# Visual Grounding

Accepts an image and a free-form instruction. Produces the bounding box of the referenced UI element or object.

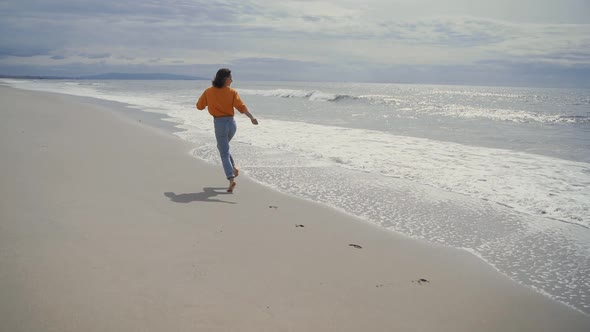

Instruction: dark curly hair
[212,68,232,88]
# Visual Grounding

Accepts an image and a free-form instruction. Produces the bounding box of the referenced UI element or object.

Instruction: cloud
[229,57,330,80]
[375,18,511,47]
[78,52,111,59]
[117,56,136,61]
[0,47,51,58]
[0,0,261,23]
[0,0,589,86]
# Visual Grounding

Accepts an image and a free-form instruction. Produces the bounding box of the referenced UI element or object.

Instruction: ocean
[3,78,589,314]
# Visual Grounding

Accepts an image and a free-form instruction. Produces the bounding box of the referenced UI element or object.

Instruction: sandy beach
[1,85,588,331]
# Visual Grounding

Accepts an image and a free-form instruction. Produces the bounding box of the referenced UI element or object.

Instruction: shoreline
[1,85,589,331]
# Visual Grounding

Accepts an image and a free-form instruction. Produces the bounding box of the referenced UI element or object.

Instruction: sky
[1,0,589,87]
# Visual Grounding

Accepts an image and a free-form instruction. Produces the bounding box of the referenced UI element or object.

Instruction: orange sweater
[196,86,247,117]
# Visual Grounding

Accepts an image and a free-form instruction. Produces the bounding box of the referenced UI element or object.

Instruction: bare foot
[233,167,239,178]
[227,181,237,193]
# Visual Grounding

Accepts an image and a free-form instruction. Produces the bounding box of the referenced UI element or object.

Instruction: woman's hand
[243,109,258,125]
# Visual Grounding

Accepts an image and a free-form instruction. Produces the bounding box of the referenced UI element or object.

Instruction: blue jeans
[214,117,237,179]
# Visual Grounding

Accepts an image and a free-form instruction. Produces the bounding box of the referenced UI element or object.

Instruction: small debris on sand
[412,278,430,285]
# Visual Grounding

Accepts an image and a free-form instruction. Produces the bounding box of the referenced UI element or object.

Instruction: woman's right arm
[243,107,258,125]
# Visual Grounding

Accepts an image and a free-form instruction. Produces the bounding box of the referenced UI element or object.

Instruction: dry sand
[1,85,588,331]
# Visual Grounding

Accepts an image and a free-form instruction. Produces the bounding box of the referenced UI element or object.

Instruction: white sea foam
[240,120,590,228]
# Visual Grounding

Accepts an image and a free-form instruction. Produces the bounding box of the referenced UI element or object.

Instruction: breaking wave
[238,88,358,102]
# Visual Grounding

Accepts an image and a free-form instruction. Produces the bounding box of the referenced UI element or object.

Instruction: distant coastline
[0,73,208,80]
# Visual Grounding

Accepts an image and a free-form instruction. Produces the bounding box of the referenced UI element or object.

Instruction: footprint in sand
[412,278,430,285]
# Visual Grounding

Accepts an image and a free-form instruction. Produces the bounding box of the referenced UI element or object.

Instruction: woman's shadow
[164,187,236,204]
